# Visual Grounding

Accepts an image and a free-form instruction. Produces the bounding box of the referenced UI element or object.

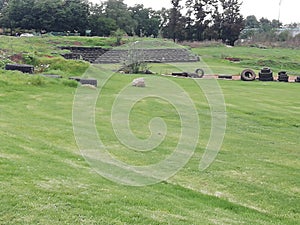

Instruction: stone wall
[94,48,200,64]
[61,46,109,63]
[61,47,200,64]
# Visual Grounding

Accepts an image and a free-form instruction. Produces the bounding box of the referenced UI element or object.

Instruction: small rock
[132,78,146,87]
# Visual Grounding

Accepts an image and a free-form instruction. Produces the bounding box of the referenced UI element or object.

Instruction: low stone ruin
[5,64,34,74]
[61,47,200,64]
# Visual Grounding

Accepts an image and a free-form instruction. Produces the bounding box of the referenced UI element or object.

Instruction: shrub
[28,75,45,86]
[23,53,40,66]
[62,79,78,88]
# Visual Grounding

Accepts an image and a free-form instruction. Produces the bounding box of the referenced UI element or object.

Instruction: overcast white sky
[92,0,300,24]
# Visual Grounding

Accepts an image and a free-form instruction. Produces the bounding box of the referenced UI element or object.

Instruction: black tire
[277,74,289,82]
[241,69,256,81]
[278,77,289,82]
[259,72,273,79]
[195,68,205,78]
[261,67,271,73]
[259,77,274,81]
[188,73,200,78]
[218,75,232,79]
[172,72,188,77]
[278,71,287,76]
[259,71,273,75]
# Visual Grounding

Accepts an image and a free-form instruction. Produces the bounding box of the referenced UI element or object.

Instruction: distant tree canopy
[0,0,246,45]
[244,15,282,31]
[0,0,90,34]
[240,15,286,42]
[161,0,244,45]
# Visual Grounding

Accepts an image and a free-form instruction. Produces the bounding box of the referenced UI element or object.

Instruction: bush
[28,75,46,86]
[23,53,40,66]
[62,79,78,88]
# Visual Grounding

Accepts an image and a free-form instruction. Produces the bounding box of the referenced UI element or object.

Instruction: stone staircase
[94,48,200,64]
[61,47,200,64]
[61,46,109,63]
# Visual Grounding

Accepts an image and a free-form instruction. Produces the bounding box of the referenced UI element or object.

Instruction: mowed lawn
[0,66,299,224]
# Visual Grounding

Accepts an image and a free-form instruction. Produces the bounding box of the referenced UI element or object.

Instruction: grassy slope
[1,70,299,224]
[193,46,300,75]
[0,38,299,224]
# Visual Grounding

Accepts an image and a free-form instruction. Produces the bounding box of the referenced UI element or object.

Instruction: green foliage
[103,0,137,35]
[112,28,125,46]
[242,15,285,42]
[120,41,151,74]
[129,4,161,37]
[163,0,244,45]
[23,53,40,66]
[166,0,184,42]
[0,0,245,43]
[62,79,78,88]
[28,75,46,86]
[0,58,12,69]
[219,0,244,46]
[245,15,260,28]
[88,15,118,36]
[0,0,89,34]
[39,57,89,78]
[277,30,292,42]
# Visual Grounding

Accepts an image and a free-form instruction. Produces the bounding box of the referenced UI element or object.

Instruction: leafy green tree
[1,0,89,34]
[129,4,160,37]
[32,0,64,32]
[191,0,211,41]
[88,15,118,36]
[165,0,185,42]
[0,0,8,10]
[0,0,11,33]
[61,0,89,33]
[88,3,111,36]
[208,0,222,40]
[1,0,35,30]
[271,19,282,29]
[156,7,169,38]
[112,28,125,46]
[146,12,161,37]
[184,0,219,41]
[259,17,272,32]
[104,0,136,35]
[219,0,244,46]
[245,15,259,28]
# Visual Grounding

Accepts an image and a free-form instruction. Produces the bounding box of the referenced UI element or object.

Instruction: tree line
[241,15,300,46]
[0,0,244,45]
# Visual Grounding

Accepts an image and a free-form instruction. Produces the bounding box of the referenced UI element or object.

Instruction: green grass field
[0,37,299,224]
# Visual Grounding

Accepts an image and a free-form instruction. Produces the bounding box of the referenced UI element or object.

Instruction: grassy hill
[0,37,299,224]
[192,45,300,76]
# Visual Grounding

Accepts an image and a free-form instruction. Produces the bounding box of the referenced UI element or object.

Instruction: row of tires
[241,68,300,83]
